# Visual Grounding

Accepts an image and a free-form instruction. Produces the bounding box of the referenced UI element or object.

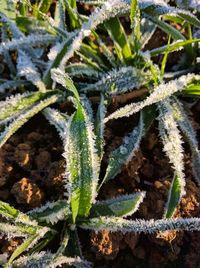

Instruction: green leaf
[0,221,37,237]
[66,104,99,222]
[0,91,57,122]
[0,91,61,148]
[100,111,144,187]
[100,106,155,189]
[0,201,37,227]
[90,192,146,217]
[170,97,200,185]
[177,12,200,27]
[39,0,51,14]
[43,37,74,87]
[0,200,18,219]
[94,94,107,160]
[0,0,16,20]
[142,105,157,131]
[80,43,108,70]
[65,0,80,30]
[65,230,83,258]
[7,234,39,266]
[164,175,182,218]
[28,200,70,224]
[130,0,141,51]
[150,38,200,56]
[51,69,99,223]
[143,5,200,27]
[183,83,200,97]
[80,216,200,233]
[149,16,185,41]
[51,68,80,101]
[105,17,132,62]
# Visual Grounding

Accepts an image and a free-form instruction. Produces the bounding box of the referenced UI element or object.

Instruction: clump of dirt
[11,177,44,208]
[0,115,65,208]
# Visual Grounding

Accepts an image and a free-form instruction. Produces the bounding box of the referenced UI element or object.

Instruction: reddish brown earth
[0,100,199,267]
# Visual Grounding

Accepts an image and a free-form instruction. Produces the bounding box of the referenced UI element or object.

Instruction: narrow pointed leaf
[105,17,131,61]
[94,94,107,160]
[0,200,37,226]
[0,221,37,237]
[170,97,200,184]
[149,16,185,41]
[28,200,70,224]
[43,108,68,139]
[0,200,19,219]
[90,192,146,217]
[0,91,61,148]
[51,69,99,222]
[81,66,151,95]
[13,252,91,268]
[164,175,182,218]
[104,74,200,122]
[102,111,144,186]
[65,105,99,222]
[7,234,39,265]
[158,100,186,217]
[80,217,200,233]
[0,91,57,123]
[150,38,200,57]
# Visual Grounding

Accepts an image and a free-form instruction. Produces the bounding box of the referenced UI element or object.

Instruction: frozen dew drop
[120,146,128,155]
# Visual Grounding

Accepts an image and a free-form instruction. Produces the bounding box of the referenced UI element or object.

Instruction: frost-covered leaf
[80,216,200,233]
[158,100,185,217]
[94,94,107,161]
[7,234,40,266]
[170,97,200,185]
[43,108,68,139]
[58,0,130,69]
[76,0,200,26]
[102,111,144,185]
[105,16,131,62]
[149,16,185,40]
[0,221,37,238]
[28,200,70,224]
[17,50,46,92]
[0,80,29,94]
[0,12,23,39]
[0,91,56,123]
[81,66,151,95]
[51,68,80,101]
[64,105,99,223]
[13,252,91,268]
[104,74,200,122]
[140,18,156,48]
[51,69,99,223]
[164,175,183,218]
[0,34,55,55]
[0,200,37,226]
[150,38,200,56]
[65,63,102,79]
[90,192,146,217]
[101,106,155,188]
[0,91,61,148]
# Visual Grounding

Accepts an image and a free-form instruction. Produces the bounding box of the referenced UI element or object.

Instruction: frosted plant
[1,68,200,267]
[17,50,46,92]
[104,73,200,122]
[0,1,200,267]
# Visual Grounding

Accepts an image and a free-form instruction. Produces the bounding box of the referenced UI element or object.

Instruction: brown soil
[0,100,199,267]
